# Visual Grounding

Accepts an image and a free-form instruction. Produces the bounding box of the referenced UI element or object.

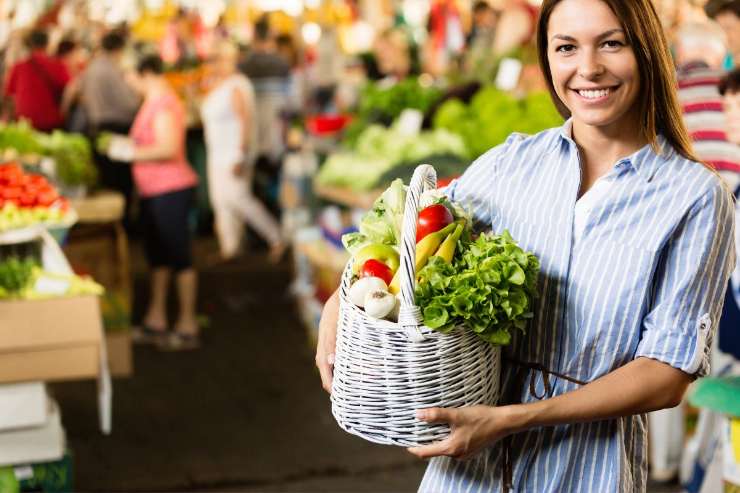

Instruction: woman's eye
[602,40,624,49]
[555,44,576,53]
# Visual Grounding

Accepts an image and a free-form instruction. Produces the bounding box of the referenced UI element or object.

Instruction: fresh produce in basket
[341,175,539,344]
[332,165,506,448]
[0,163,72,232]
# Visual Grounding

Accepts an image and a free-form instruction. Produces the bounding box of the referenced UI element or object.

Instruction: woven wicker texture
[331,165,501,447]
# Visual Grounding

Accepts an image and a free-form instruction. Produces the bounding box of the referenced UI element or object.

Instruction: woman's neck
[571,112,648,198]
[571,115,647,172]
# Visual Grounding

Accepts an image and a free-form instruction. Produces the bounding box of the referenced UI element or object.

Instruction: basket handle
[397,164,437,342]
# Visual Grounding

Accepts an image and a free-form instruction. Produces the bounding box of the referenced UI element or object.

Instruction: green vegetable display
[38,130,97,187]
[434,87,563,159]
[342,77,443,146]
[415,230,540,344]
[316,124,467,191]
[0,256,38,296]
[0,122,97,187]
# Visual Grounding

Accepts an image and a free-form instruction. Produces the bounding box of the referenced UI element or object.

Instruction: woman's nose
[577,51,605,80]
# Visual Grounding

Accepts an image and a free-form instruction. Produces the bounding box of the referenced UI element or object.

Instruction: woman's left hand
[407,405,516,460]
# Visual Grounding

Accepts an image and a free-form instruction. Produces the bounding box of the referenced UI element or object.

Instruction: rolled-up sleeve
[636,182,736,377]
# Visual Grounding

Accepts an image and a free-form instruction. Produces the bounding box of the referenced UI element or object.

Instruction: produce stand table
[65,191,132,378]
[0,229,112,435]
[312,183,382,210]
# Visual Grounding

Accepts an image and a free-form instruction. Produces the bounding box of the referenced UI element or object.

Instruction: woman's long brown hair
[536,0,706,166]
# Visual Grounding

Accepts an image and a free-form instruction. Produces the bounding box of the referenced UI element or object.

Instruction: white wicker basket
[331,164,501,447]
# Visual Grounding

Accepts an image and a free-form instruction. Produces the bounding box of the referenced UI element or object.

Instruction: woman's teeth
[577,88,611,99]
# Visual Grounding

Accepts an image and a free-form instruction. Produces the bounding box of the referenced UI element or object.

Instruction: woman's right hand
[315,289,340,393]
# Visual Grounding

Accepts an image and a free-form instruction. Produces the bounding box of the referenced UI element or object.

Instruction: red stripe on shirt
[678,77,722,89]
[683,102,724,113]
[691,130,728,141]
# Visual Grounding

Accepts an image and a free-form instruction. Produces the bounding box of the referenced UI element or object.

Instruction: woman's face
[723,90,740,145]
[547,0,640,132]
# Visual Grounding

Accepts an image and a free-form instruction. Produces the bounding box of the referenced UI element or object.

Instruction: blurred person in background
[649,19,740,485]
[373,28,412,81]
[55,38,86,79]
[275,33,306,113]
[4,28,69,132]
[675,21,740,173]
[467,1,497,47]
[201,41,286,264]
[56,38,89,134]
[239,17,289,216]
[464,1,499,80]
[101,54,199,351]
[705,0,740,68]
[680,67,740,493]
[491,0,539,56]
[78,30,141,227]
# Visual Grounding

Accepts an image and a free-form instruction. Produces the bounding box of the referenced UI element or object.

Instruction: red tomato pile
[0,162,69,211]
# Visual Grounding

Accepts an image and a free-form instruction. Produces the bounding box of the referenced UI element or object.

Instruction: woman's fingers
[417,407,456,424]
[316,351,334,393]
[407,437,455,459]
[315,290,340,394]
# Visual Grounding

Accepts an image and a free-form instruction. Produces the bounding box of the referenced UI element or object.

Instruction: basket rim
[339,261,465,338]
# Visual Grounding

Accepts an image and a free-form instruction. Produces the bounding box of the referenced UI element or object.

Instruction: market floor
[50,236,681,493]
[50,237,428,492]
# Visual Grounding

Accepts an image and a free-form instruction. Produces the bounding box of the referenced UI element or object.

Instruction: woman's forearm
[506,357,692,434]
[133,143,176,162]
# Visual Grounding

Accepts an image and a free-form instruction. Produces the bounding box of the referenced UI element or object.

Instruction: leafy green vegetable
[341,232,372,256]
[415,230,540,344]
[0,256,38,296]
[355,178,406,246]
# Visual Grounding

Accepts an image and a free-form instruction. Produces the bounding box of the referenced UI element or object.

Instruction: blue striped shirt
[420,120,736,493]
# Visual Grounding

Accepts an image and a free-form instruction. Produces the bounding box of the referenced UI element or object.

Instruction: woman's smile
[570,84,620,103]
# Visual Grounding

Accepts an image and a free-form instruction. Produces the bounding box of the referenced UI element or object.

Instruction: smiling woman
[313,0,737,492]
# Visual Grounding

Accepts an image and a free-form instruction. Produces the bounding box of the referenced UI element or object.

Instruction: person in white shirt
[200,41,286,263]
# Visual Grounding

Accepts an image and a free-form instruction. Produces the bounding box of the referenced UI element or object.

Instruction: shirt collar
[557,118,672,182]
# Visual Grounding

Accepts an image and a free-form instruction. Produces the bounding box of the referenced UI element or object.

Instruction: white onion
[364,289,396,319]
[348,277,388,307]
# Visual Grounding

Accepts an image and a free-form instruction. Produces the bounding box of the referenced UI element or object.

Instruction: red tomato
[360,259,394,285]
[28,175,48,187]
[416,204,454,243]
[2,172,21,188]
[1,187,22,200]
[36,188,58,207]
[18,194,35,207]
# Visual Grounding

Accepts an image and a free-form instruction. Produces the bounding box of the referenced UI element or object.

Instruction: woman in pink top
[104,54,199,351]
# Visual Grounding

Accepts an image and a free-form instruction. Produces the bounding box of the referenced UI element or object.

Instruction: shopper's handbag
[331,164,501,447]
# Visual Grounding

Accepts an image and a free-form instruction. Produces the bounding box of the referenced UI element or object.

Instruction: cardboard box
[0,382,47,432]
[105,331,133,378]
[0,296,102,384]
[63,222,131,332]
[0,399,65,467]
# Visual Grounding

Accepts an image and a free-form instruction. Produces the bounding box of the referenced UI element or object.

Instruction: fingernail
[327,353,335,365]
[416,410,426,420]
